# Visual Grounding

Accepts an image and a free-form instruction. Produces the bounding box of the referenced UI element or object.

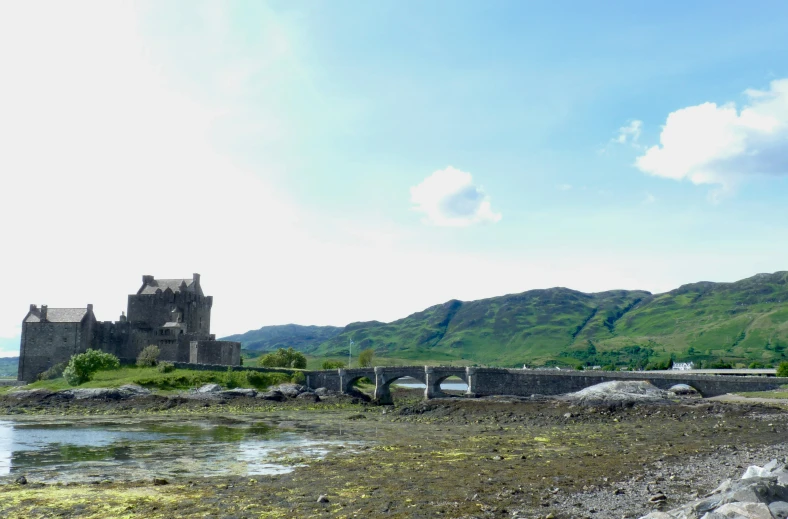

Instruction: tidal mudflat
[1,387,786,518]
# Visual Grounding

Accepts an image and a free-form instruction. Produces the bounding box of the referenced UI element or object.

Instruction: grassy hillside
[0,357,18,378]
[222,324,342,352]
[310,272,788,368]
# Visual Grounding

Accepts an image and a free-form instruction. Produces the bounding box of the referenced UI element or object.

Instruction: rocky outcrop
[562,380,672,407]
[641,460,788,519]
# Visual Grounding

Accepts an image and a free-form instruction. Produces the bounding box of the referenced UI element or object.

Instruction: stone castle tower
[18,274,240,382]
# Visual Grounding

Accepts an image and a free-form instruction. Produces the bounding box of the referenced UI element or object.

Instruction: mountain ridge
[227,271,788,367]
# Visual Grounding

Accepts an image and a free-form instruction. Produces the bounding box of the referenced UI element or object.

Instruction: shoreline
[1,390,787,518]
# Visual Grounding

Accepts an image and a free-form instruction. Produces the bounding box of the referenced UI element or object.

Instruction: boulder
[296,392,320,402]
[8,389,55,400]
[769,501,788,519]
[257,390,286,402]
[221,388,257,398]
[709,502,773,518]
[269,384,308,398]
[194,384,223,394]
[564,381,671,407]
[669,384,699,395]
[59,386,149,400]
[639,461,788,519]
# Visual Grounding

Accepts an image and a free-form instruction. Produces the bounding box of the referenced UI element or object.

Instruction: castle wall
[189,340,241,366]
[126,291,212,335]
[17,320,91,382]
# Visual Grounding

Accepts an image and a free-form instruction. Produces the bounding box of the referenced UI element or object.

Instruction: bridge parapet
[305,366,788,403]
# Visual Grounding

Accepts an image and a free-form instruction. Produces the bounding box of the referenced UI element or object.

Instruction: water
[394,376,468,392]
[0,418,356,483]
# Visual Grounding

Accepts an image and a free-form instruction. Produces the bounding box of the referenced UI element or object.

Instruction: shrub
[321,360,346,370]
[157,361,175,373]
[63,349,120,386]
[137,345,160,367]
[777,361,788,378]
[37,361,67,381]
[358,348,375,368]
[259,348,307,369]
[291,371,306,385]
[749,361,765,369]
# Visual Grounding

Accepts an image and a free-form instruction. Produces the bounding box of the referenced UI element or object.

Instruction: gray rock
[770,501,788,519]
[257,390,286,401]
[194,384,223,394]
[564,381,672,406]
[269,384,307,398]
[669,384,698,395]
[296,392,320,402]
[317,494,329,503]
[221,388,257,398]
[59,386,149,400]
[15,476,27,485]
[314,387,332,396]
[711,502,772,518]
[118,384,151,396]
[9,389,54,399]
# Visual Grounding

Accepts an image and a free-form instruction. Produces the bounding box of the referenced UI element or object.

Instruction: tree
[259,347,307,369]
[358,348,375,367]
[777,361,788,378]
[321,360,346,370]
[137,345,160,367]
[63,349,120,386]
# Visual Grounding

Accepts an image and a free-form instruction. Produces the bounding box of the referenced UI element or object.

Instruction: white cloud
[635,79,788,188]
[642,192,656,205]
[556,183,573,191]
[614,120,643,145]
[410,167,502,227]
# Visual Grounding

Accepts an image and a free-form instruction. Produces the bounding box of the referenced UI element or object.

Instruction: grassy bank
[14,366,295,393]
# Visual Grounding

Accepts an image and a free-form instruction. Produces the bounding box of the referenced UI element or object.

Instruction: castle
[17,274,241,382]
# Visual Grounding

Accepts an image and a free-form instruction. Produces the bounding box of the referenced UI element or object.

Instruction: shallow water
[0,417,356,483]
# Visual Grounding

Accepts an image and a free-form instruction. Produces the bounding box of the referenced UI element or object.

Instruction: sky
[2,1,788,356]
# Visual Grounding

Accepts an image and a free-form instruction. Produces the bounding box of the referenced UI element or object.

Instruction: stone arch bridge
[305,366,788,405]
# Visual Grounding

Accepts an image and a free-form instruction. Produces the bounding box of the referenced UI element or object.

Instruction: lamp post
[348,339,354,368]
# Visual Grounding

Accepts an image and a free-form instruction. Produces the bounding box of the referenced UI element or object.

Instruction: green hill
[309,271,788,368]
[0,357,18,378]
[222,324,342,352]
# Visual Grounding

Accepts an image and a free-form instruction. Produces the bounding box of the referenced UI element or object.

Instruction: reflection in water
[0,419,355,484]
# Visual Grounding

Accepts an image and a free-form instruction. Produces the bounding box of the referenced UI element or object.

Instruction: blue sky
[1,1,788,356]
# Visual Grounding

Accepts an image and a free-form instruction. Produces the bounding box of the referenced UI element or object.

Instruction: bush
[291,371,306,385]
[259,348,307,369]
[749,361,765,369]
[137,345,160,367]
[37,361,68,381]
[321,360,346,370]
[63,349,120,386]
[157,361,175,373]
[358,348,375,368]
[777,361,788,378]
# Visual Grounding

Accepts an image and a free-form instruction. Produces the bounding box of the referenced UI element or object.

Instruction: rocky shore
[1,382,787,518]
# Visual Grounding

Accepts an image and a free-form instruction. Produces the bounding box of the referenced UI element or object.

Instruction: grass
[20,366,294,392]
